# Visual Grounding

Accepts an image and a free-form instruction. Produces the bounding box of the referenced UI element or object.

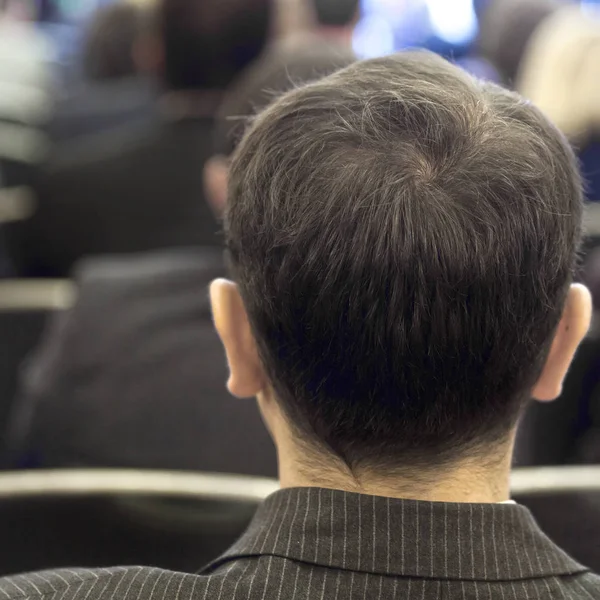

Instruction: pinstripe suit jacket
[1,487,599,599]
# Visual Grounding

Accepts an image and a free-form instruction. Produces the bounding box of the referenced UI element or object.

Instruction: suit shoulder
[0,567,204,600]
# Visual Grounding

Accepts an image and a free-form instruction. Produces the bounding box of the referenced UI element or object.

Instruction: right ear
[203,156,229,216]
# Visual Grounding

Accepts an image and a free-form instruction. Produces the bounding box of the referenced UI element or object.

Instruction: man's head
[143,0,272,91]
[82,3,141,82]
[312,0,359,28]
[211,52,591,478]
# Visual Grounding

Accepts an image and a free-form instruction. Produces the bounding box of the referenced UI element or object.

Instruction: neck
[276,437,515,504]
[315,26,354,46]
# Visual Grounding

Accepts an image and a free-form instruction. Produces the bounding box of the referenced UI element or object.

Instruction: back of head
[215,41,356,156]
[226,51,582,472]
[312,0,359,27]
[82,2,140,81]
[158,0,272,91]
[478,0,566,85]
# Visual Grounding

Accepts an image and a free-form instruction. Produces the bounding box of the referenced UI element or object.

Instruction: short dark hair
[226,51,583,471]
[312,0,359,27]
[215,41,356,156]
[158,0,272,91]
[82,3,140,81]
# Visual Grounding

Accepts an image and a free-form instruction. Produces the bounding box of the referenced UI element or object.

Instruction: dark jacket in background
[0,488,597,599]
[6,114,220,278]
[8,248,276,476]
[46,77,156,145]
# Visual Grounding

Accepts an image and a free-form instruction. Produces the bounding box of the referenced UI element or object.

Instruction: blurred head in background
[81,2,141,82]
[204,42,355,213]
[478,0,567,86]
[140,0,272,94]
[310,0,359,44]
[517,6,600,143]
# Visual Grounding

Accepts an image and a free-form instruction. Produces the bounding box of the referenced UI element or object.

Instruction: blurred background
[1,0,600,584]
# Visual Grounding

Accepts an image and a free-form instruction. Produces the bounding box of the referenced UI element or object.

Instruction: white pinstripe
[509,510,523,579]
[401,500,405,572]
[518,510,535,577]
[444,503,448,578]
[421,578,426,600]
[187,569,198,600]
[574,579,596,600]
[200,576,211,600]
[458,503,462,579]
[386,497,391,575]
[490,505,500,579]
[51,574,71,590]
[0,586,10,600]
[259,493,294,600]
[330,490,335,566]
[246,494,285,598]
[115,568,144,600]
[416,502,420,574]
[33,573,57,593]
[332,570,341,600]
[372,495,377,572]
[291,488,313,598]
[343,493,348,569]
[63,572,87,584]
[319,570,328,600]
[357,494,362,571]
[551,577,567,600]
[481,504,488,580]
[521,580,530,600]
[106,569,134,600]
[5,577,28,597]
[470,504,475,580]
[159,573,177,600]
[275,491,302,600]
[131,568,156,600]
[430,502,434,578]
[172,573,187,600]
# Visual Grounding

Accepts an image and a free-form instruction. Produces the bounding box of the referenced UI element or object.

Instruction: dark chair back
[512,466,600,573]
[0,280,75,454]
[0,469,278,576]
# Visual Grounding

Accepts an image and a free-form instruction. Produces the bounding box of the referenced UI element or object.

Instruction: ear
[203,156,229,216]
[532,283,593,401]
[210,278,267,398]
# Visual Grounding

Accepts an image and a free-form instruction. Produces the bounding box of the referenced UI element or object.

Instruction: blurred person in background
[6,0,272,278]
[310,0,359,46]
[517,6,600,201]
[205,29,356,209]
[0,0,54,276]
[46,2,157,146]
[4,0,280,476]
[0,0,54,186]
[515,6,600,473]
[477,0,568,87]
[5,28,354,476]
[6,248,277,475]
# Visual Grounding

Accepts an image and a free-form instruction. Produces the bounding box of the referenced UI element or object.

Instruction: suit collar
[209,487,587,581]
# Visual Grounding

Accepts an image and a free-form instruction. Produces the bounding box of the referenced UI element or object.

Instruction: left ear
[210,278,267,398]
[532,283,592,401]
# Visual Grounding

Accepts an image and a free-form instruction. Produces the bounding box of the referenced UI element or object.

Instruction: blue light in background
[353,0,479,58]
